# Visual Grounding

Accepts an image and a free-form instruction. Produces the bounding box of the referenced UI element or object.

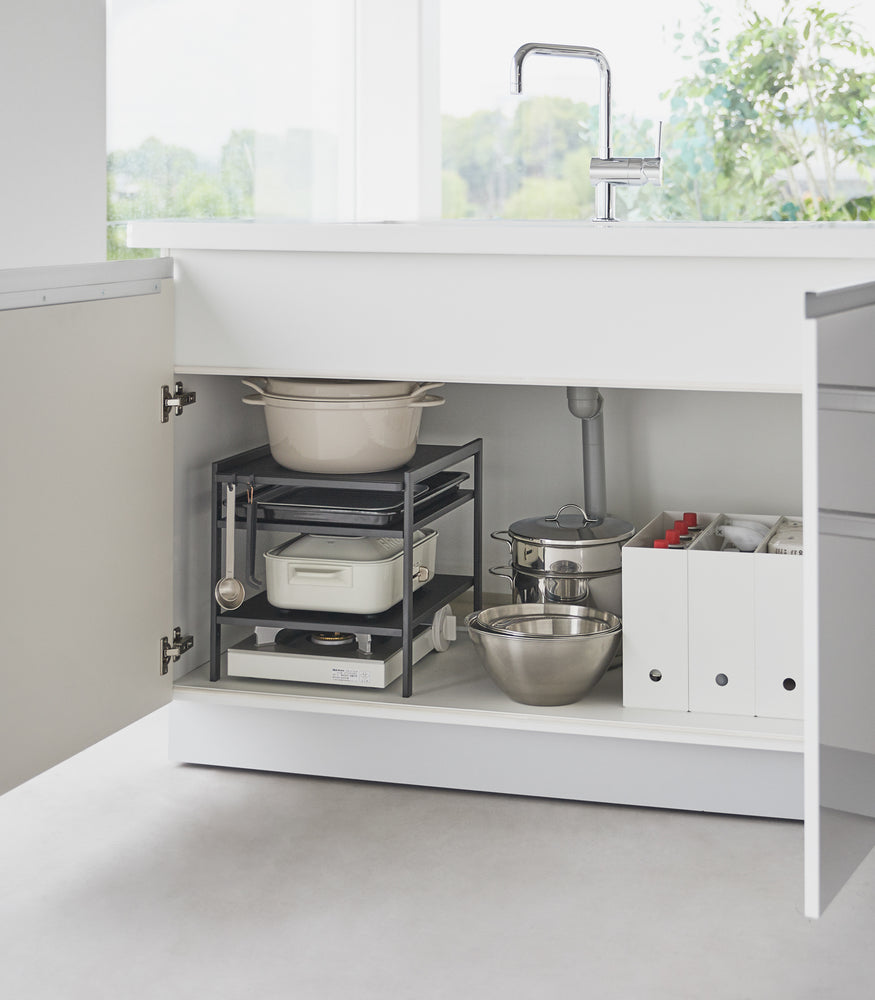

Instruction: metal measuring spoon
[215,483,246,610]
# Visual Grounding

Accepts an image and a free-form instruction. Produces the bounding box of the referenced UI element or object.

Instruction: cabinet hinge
[161,381,197,423]
[160,627,194,675]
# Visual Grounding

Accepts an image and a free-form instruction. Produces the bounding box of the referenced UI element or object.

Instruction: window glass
[107,0,355,256]
[440,0,875,221]
[108,0,875,248]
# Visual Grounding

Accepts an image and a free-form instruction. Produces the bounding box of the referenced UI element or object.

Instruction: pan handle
[241,377,268,395]
[241,393,266,407]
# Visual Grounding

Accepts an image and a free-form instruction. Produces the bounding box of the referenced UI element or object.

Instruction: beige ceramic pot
[241,391,445,474]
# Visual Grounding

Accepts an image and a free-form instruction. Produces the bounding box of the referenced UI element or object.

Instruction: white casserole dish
[264,529,438,614]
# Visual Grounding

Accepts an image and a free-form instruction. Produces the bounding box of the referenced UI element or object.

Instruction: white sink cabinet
[2,226,874,917]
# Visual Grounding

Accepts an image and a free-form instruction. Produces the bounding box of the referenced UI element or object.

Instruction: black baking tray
[244,470,469,526]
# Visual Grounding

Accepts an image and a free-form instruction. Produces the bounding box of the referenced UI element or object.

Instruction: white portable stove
[226,606,456,688]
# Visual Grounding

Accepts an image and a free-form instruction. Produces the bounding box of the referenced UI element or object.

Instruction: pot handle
[408,394,445,409]
[488,563,514,582]
[241,393,266,407]
[241,377,268,395]
[490,530,513,551]
[409,381,445,398]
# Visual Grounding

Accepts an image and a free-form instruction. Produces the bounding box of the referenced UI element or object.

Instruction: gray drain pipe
[566,386,606,522]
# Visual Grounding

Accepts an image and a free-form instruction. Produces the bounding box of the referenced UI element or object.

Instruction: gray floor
[1,710,873,1000]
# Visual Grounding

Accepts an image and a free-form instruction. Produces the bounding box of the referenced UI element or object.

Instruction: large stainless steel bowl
[466,604,621,706]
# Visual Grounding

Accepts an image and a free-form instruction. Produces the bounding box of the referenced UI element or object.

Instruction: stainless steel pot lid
[507,504,635,546]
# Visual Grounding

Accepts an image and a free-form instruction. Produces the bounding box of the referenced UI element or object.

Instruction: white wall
[417,382,802,582]
[0,0,106,268]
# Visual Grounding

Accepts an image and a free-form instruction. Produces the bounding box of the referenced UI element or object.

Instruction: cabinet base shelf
[173,635,803,820]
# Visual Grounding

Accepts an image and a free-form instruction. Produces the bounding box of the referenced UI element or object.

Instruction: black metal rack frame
[209,439,483,697]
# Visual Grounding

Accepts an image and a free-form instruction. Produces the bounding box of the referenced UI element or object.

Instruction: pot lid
[264,377,420,399]
[508,504,635,546]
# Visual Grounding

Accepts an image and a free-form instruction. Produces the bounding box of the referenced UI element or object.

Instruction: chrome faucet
[510,42,662,222]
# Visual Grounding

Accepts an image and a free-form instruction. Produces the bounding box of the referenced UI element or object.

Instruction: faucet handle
[589,118,664,188]
[641,119,663,186]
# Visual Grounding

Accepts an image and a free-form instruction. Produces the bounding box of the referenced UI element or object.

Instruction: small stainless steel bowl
[465,604,622,706]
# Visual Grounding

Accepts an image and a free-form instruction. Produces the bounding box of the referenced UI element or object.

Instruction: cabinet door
[0,263,175,794]
[804,285,875,916]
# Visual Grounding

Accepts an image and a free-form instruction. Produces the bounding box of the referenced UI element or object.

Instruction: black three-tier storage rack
[210,440,483,697]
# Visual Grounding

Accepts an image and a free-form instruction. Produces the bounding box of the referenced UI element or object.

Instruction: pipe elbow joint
[566,385,603,420]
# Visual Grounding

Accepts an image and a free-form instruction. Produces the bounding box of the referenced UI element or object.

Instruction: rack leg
[474,441,483,612]
[402,468,414,697]
[210,475,221,682]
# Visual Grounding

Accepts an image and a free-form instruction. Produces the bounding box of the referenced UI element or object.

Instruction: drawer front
[818,401,875,516]
[817,307,875,389]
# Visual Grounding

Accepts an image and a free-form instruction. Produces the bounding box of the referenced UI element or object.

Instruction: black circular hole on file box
[649,669,662,682]
[715,673,729,687]
[783,677,797,691]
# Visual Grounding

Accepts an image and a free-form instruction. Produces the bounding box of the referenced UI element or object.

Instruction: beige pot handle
[409,394,445,409]
[409,381,445,398]
[241,393,266,407]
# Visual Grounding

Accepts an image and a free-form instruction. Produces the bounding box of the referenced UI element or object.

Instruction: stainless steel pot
[488,562,622,614]
[491,504,635,576]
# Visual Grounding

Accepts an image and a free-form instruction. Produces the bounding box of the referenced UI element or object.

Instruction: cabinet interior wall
[174,374,803,679]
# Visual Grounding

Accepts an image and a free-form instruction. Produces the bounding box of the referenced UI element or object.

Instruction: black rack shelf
[214,442,480,491]
[219,574,474,636]
[210,439,483,697]
[228,490,476,538]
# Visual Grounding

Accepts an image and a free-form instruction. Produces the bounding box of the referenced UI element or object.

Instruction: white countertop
[127,219,875,260]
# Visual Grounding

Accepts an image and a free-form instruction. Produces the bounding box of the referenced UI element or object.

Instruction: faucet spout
[511,42,663,222]
[511,43,615,221]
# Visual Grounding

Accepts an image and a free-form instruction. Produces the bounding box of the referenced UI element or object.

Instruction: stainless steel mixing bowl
[466,604,622,706]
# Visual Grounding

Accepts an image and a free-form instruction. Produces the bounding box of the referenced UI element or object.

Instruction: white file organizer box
[687,514,803,719]
[687,516,764,716]
[621,511,715,712]
[753,517,804,720]
[623,512,803,719]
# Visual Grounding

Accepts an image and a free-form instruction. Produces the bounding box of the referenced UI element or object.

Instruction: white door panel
[0,266,175,794]
[804,289,875,916]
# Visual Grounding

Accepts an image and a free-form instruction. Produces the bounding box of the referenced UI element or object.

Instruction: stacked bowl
[466,603,622,706]
[241,378,445,474]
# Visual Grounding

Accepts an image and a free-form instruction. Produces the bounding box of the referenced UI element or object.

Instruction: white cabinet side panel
[0,284,175,794]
